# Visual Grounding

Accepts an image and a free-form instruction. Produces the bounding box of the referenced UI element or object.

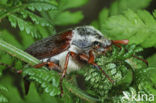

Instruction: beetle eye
[93,41,100,46]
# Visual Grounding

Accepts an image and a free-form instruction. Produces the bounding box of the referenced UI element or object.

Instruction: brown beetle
[24,26,144,96]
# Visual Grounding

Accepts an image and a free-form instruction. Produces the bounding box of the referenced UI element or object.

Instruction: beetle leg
[113,43,122,49]
[17,62,61,74]
[112,40,148,65]
[88,50,95,63]
[60,51,77,96]
[60,52,70,96]
[79,51,114,83]
[132,55,148,65]
[34,62,61,71]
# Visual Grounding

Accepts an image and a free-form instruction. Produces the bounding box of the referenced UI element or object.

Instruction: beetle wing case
[25,30,73,59]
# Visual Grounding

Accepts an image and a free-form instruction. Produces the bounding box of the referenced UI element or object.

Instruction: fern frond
[91,0,154,48]
[23,68,60,96]
[91,0,152,29]
[59,0,88,10]
[27,1,57,12]
[47,0,87,26]
[0,1,57,19]
[21,10,52,27]
[0,85,8,92]
[54,11,84,25]
[0,95,8,103]
[147,53,156,67]
[8,14,41,38]
[0,0,56,38]
[0,85,8,103]
[84,44,148,102]
[110,0,152,15]
[102,9,156,48]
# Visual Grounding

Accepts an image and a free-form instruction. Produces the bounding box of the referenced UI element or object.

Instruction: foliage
[0,0,156,103]
[22,68,60,96]
[0,0,86,38]
[50,0,88,26]
[91,0,152,29]
[0,0,56,38]
[109,0,152,16]
[0,85,8,103]
[92,0,155,48]
[84,44,156,102]
[147,54,156,67]
[102,10,156,48]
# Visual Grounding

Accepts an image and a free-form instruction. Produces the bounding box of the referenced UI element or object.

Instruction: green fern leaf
[22,68,60,96]
[0,95,8,103]
[110,0,152,15]
[147,53,156,67]
[59,0,88,10]
[47,0,87,26]
[0,85,8,92]
[91,0,152,28]
[8,14,41,38]
[91,8,109,30]
[27,1,57,11]
[54,11,84,26]
[102,9,156,48]
[21,10,52,26]
[0,85,8,103]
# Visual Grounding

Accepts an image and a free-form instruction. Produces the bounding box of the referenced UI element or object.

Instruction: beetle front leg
[79,51,114,83]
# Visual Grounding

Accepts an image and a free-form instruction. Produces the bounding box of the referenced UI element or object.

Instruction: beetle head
[73,26,112,54]
[73,26,129,54]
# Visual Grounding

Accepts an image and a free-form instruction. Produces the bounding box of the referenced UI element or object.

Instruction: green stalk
[64,79,100,103]
[0,39,100,102]
[0,39,40,66]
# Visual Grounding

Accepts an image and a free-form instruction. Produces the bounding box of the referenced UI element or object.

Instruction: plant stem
[0,39,40,66]
[64,79,100,103]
